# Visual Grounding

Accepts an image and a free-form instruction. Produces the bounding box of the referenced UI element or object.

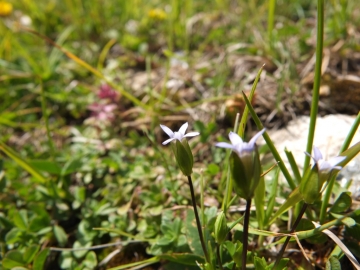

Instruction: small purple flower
[300,146,346,204]
[216,129,265,199]
[160,122,200,145]
[215,129,266,157]
[306,146,346,175]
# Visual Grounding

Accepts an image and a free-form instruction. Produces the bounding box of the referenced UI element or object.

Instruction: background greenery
[0,0,359,269]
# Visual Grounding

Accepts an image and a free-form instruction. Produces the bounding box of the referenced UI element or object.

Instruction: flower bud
[230,146,261,200]
[300,166,321,204]
[216,129,265,200]
[300,146,346,204]
[214,211,228,245]
[171,138,194,176]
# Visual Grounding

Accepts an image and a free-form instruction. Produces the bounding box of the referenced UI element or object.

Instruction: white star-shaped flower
[160,122,200,145]
[215,129,266,157]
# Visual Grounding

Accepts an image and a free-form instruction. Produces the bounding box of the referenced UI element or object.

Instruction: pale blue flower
[306,146,346,173]
[160,122,199,145]
[216,129,266,157]
[216,129,265,199]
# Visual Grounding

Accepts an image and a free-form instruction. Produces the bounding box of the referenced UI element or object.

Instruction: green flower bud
[230,148,261,200]
[216,129,265,200]
[171,138,194,176]
[160,122,200,176]
[300,146,346,204]
[300,166,321,204]
[214,211,228,244]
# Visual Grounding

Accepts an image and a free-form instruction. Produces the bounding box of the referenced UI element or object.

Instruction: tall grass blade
[0,141,47,183]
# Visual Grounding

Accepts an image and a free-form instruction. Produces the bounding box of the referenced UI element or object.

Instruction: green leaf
[2,250,26,268]
[83,251,97,268]
[0,214,13,228]
[33,248,50,270]
[73,240,92,259]
[330,193,352,213]
[341,217,356,227]
[23,245,40,264]
[5,228,21,244]
[59,251,73,269]
[242,92,296,190]
[29,160,61,175]
[29,216,50,232]
[326,256,341,270]
[158,253,205,266]
[185,209,203,256]
[53,225,67,247]
[331,213,356,227]
[13,209,29,230]
[300,166,321,204]
[61,158,83,176]
[254,176,265,230]
[285,148,302,184]
[264,167,279,226]
[253,256,267,270]
[206,163,220,175]
[269,187,302,224]
[272,258,289,270]
[338,142,360,168]
[238,65,263,137]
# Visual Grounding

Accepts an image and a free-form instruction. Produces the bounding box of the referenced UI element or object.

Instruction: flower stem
[303,0,324,174]
[242,199,251,270]
[216,244,224,270]
[273,203,308,268]
[187,175,210,263]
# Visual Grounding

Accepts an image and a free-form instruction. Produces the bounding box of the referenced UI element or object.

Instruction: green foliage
[1,0,360,269]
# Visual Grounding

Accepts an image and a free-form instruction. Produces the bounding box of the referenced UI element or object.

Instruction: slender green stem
[242,199,251,270]
[267,0,276,40]
[319,175,336,224]
[273,203,308,268]
[39,80,55,158]
[187,175,210,263]
[303,0,324,174]
[216,244,224,270]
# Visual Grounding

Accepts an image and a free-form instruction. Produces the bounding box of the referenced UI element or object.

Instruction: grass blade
[0,141,46,183]
[242,92,296,190]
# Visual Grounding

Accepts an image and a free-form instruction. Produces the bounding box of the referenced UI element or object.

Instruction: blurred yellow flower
[0,1,13,17]
[148,8,167,21]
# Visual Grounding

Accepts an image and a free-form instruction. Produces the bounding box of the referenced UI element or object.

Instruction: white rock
[264,115,360,197]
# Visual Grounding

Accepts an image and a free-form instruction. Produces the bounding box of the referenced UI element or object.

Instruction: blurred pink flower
[98,84,119,102]
[88,103,117,122]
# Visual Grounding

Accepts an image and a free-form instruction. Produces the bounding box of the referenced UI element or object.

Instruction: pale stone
[263,115,360,197]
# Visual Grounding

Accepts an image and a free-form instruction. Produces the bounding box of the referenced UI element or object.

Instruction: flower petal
[184,132,200,138]
[160,124,174,137]
[178,122,188,135]
[248,128,266,148]
[215,142,235,149]
[162,138,175,145]
[313,146,323,162]
[228,132,243,146]
[328,156,346,168]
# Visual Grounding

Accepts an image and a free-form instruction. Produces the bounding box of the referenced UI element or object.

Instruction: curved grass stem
[303,0,324,174]
[216,244,224,270]
[273,203,308,268]
[242,199,251,270]
[187,175,210,264]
